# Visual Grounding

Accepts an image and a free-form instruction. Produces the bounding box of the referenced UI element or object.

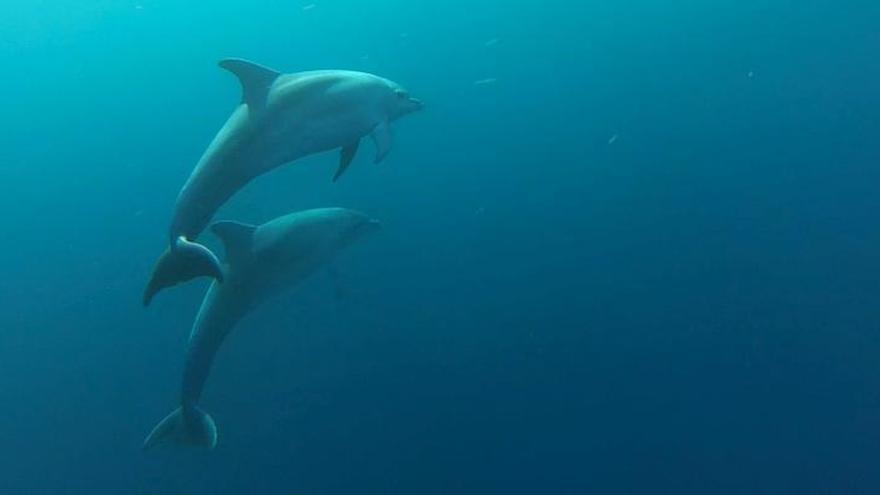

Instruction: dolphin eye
[396,90,409,99]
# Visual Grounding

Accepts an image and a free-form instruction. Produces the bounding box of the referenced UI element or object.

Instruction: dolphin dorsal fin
[218,58,281,108]
[211,221,257,263]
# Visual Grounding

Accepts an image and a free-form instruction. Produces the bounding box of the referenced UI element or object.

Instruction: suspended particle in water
[474,78,498,86]
[608,134,619,145]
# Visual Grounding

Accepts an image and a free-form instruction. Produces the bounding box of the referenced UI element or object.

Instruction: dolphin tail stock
[143,237,224,306]
[143,405,218,450]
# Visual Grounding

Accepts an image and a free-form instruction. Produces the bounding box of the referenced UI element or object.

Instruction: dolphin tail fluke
[143,406,218,450]
[143,237,224,306]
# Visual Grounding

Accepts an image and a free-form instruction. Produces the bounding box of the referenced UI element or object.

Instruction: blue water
[2,0,879,493]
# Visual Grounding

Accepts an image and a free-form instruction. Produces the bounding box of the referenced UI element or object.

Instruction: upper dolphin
[143,207,381,450]
[144,59,421,305]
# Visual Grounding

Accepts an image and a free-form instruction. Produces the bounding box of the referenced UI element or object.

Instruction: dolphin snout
[409,98,424,111]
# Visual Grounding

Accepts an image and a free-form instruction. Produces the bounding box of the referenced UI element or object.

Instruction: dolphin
[143,59,421,306]
[143,207,381,450]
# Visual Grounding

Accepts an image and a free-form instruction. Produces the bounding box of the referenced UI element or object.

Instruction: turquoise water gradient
[0,1,878,493]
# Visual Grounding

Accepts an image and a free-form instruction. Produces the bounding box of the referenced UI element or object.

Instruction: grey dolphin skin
[143,59,421,306]
[143,207,380,450]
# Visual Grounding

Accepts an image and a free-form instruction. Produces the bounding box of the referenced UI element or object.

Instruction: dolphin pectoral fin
[218,58,281,108]
[371,121,392,164]
[143,406,218,450]
[333,141,360,182]
[211,221,257,263]
[143,238,224,306]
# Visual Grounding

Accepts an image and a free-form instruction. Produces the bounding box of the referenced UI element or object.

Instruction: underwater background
[1,0,879,493]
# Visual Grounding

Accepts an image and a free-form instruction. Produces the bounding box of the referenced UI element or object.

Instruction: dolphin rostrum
[144,59,421,305]
[143,207,381,450]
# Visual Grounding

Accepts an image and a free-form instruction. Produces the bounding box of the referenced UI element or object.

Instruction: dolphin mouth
[408,98,424,110]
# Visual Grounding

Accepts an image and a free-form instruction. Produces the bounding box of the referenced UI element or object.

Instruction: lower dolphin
[143,207,380,450]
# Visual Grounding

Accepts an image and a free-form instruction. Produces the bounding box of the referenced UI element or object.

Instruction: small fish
[474,78,498,86]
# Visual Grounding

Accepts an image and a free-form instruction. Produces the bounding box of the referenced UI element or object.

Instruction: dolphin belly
[263,106,380,167]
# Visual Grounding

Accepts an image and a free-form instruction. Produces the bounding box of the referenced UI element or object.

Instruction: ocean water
[1,0,879,493]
